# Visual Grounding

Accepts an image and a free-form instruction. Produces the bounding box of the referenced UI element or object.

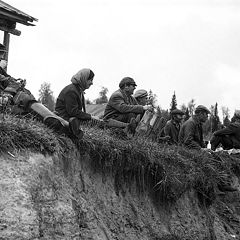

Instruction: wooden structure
[0,0,37,63]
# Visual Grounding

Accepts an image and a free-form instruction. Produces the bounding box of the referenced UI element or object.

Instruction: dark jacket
[164,119,181,144]
[55,83,91,121]
[103,89,144,120]
[213,122,240,147]
[178,116,205,150]
[0,67,15,91]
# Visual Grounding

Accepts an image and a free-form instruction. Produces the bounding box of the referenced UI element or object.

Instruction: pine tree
[148,89,158,107]
[223,115,230,127]
[211,102,220,132]
[188,99,196,116]
[38,82,55,111]
[184,107,190,121]
[170,91,177,112]
[221,106,230,122]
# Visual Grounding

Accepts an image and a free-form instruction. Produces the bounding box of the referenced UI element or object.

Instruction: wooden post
[3,31,10,71]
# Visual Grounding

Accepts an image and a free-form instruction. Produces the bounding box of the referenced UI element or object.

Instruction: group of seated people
[54,68,240,152]
[0,49,239,153]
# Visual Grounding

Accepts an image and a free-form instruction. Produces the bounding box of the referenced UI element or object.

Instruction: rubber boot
[69,118,84,139]
[31,103,83,139]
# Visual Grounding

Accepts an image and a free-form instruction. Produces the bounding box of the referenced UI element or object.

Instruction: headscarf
[71,68,94,90]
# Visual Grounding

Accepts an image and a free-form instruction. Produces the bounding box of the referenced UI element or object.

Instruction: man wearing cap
[133,89,148,106]
[103,77,152,123]
[179,105,210,150]
[210,110,240,151]
[164,109,185,144]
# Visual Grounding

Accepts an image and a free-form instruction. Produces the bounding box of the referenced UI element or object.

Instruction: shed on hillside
[0,0,37,64]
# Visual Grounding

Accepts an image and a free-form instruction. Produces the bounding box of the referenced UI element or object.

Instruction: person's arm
[109,94,144,114]
[183,122,202,150]
[64,91,91,120]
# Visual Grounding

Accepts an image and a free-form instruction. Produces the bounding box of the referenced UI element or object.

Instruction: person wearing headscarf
[55,68,94,121]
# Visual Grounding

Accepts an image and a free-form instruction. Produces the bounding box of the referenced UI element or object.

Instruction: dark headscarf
[71,68,94,90]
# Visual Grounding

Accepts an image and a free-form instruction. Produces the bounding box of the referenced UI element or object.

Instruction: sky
[2,0,240,119]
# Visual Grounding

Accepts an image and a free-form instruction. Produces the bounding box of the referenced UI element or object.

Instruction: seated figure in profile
[103,77,152,123]
[210,110,240,151]
[164,109,185,145]
[133,89,148,106]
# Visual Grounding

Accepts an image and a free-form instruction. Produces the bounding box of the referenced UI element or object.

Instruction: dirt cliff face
[1,149,240,240]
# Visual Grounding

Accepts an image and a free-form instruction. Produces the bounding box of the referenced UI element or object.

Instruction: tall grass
[1,114,240,206]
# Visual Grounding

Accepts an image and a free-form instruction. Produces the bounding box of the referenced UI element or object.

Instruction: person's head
[133,89,148,106]
[119,77,137,95]
[171,109,185,123]
[195,105,210,123]
[0,43,7,60]
[71,68,94,90]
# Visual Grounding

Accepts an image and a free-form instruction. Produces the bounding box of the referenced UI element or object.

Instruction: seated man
[133,89,148,106]
[210,110,240,151]
[103,77,152,123]
[179,105,210,150]
[164,109,185,144]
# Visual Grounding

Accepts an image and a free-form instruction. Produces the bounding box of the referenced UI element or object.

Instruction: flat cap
[195,105,210,114]
[171,109,185,115]
[119,77,137,88]
[133,89,148,99]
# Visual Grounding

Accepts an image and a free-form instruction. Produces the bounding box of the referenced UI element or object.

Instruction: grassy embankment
[1,114,240,206]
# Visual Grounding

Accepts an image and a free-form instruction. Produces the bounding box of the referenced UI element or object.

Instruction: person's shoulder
[182,117,194,126]
[129,95,138,102]
[110,89,123,98]
[59,84,78,95]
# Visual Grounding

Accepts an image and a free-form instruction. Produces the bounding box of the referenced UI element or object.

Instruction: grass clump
[0,114,62,154]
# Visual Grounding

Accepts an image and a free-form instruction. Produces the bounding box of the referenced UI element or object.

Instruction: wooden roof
[0,0,37,36]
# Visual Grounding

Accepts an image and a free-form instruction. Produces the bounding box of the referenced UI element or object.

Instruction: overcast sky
[3,0,240,118]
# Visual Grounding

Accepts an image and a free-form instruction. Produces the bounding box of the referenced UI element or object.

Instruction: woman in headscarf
[55,68,94,121]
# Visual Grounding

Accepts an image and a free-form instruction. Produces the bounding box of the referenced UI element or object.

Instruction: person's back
[55,68,94,121]
[211,111,240,150]
[179,105,210,150]
[178,117,203,149]
[55,83,91,121]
